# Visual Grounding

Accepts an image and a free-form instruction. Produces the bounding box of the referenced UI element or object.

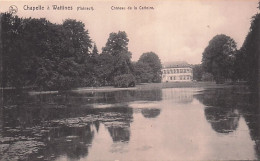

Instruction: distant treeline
[193,2,260,91]
[1,13,162,90]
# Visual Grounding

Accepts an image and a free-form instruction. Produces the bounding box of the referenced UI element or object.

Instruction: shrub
[114,74,136,88]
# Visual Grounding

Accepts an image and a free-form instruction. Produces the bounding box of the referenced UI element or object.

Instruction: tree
[114,74,136,88]
[192,64,203,81]
[133,62,153,83]
[241,12,260,91]
[1,13,52,89]
[202,34,237,84]
[91,43,99,56]
[202,73,214,82]
[94,53,115,86]
[138,52,162,83]
[1,13,94,90]
[233,48,248,81]
[101,31,133,84]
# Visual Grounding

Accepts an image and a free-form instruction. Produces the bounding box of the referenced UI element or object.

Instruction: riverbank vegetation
[1,1,260,91]
[200,2,260,92]
[1,13,162,90]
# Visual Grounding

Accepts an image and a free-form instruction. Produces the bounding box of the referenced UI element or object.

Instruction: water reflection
[194,87,260,159]
[162,88,194,104]
[1,87,260,160]
[1,89,159,160]
[204,107,240,133]
[141,108,161,118]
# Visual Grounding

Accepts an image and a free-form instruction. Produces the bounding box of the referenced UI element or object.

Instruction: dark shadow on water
[1,88,152,160]
[204,107,240,134]
[194,86,260,159]
[141,108,161,118]
[107,126,130,142]
[194,88,246,134]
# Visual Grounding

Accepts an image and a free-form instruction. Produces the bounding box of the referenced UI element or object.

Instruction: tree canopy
[101,31,134,83]
[240,13,260,91]
[1,13,163,90]
[137,52,162,83]
[1,13,93,90]
[202,34,237,84]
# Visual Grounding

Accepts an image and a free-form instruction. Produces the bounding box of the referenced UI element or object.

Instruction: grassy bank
[71,81,246,93]
[136,81,246,90]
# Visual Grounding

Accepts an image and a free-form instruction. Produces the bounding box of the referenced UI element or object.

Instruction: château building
[161,61,193,82]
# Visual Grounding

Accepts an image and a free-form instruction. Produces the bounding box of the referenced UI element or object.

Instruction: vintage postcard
[0,0,260,160]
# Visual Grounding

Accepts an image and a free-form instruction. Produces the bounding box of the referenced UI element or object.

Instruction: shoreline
[22,81,248,95]
[71,81,247,93]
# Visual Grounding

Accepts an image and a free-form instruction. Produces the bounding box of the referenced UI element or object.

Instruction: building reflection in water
[162,88,194,104]
[3,86,260,160]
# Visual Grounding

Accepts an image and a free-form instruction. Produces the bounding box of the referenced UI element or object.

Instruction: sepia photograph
[0,0,260,160]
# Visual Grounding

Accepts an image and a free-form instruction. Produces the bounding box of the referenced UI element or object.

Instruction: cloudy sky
[1,0,259,64]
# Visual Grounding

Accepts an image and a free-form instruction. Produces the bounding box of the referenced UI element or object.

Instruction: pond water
[1,86,260,160]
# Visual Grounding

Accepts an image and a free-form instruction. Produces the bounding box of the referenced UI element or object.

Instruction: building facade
[161,61,193,82]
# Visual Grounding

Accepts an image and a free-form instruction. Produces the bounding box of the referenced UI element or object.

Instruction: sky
[1,0,259,64]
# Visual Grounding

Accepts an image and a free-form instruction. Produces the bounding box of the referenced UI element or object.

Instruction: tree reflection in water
[4,87,260,160]
[1,89,161,160]
[204,107,239,133]
[194,87,260,159]
[141,108,161,118]
[195,88,243,134]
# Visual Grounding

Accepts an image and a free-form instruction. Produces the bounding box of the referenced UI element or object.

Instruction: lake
[1,86,260,160]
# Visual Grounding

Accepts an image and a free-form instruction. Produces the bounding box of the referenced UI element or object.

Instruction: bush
[114,74,136,88]
[202,73,214,82]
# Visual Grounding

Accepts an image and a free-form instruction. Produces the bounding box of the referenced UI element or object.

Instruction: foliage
[240,13,260,91]
[138,52,162,83]
[1,13,162,90]
[114,74,136,88]
[192,64,203,81]
[1,13,93,90]
[202,73,214,82]
[91,43,99,56]
[233,48,248,81]
[133,62,153,83]
[202,34,237,84]
[101,31,134,84]
[94,53,115,86]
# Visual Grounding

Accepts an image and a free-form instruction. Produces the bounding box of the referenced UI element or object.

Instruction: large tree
[202,34,237,84]
[192,64,203,81]
[1,13,93,90]
[241,11,260,91]
[101,31,133,84]
[133,62,153,83]
[138,52,162,83]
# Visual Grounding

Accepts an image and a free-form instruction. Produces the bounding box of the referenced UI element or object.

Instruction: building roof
[163,61,191,68]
